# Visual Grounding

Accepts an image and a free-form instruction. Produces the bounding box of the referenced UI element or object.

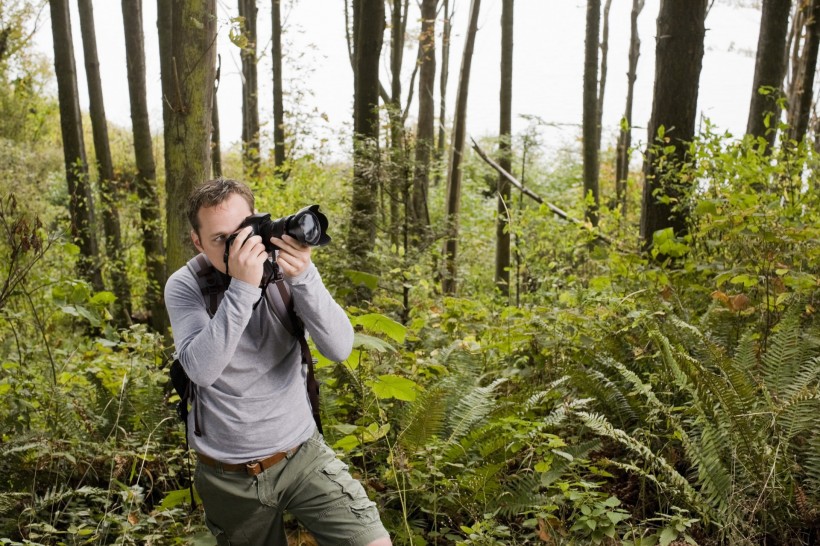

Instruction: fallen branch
[471,137,616,246]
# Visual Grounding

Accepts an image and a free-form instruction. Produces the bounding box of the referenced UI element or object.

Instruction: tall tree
[158,0,217,274]
[437,0,452,175]
[122,0,167,333]
[442,0,481,295]
[640,0,707,250]
[78,0,132,326]
[597,0,613,147]
[615,0,644,217]
[347,0,384,300]
[495,0,513,296]
[747,0,791,147]
[787,0,820,145]
[272,0,287,176]
[582,0,601,227]
[410,0,436,240]
[49,0,103,290]
[387,0,408,247]
[238,0,259,177]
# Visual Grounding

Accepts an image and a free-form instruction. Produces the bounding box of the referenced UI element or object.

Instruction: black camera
[223,204,330,266]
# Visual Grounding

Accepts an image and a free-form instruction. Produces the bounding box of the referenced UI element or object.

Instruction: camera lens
[297,213,321,245]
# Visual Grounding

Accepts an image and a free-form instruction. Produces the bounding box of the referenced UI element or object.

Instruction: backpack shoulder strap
[186,254,227,317]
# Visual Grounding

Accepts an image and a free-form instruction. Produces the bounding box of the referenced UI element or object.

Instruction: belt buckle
[245,460,262,476]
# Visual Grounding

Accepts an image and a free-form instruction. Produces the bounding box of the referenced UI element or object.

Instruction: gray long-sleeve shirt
[164,256,353,463]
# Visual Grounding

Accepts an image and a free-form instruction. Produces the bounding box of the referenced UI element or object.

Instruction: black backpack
[169,254,323,437]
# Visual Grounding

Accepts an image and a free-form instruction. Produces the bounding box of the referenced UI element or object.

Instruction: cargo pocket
[349,497,379,524]
[320,457,367,500]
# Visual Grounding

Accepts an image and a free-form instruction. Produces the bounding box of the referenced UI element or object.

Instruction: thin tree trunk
[272,0,287,176]
[387,0,406,248]
[597,0,612,148]
[159,0,217,274]
[239,0,259,178]
[49,0,103,291]
[122,0,167,333]
[212,55,222,177]
[495,0,513,296]
[442,0,481,295]
[747,0,791,148]
[436,0,451,182]
[615,0,644,217]
[411,0,436,241]
[79,0,131,326]
[640,0,707,250]
[788,0,820,144]
[348,0,384,302]
[583,0,601,226]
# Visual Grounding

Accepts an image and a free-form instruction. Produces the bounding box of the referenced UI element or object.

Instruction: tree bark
[495,0,513,296]
[640,0,707,250]
[597,0,612,148]
[787,0,820,145]
[347,0,384,302]
[615,0,643,218]
[272,0,287,176]
[411,0,436,241]
[239,0,259,178]
[387,0,407,248]
[122,0,167,333]
[159,0,217,275]
[747,0,791,147]
[583,0,601,226]
[79,0,132,326]
[442,0,481,295]
[49,0,103,290]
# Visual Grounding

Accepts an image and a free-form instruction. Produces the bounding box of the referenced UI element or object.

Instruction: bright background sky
[33,0,762,161]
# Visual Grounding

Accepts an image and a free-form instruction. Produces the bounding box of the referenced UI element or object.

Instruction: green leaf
[353,333,396,353]
[352,313,406,343]
[333,435,360,451]
[659,527,677,546]
[90,291,117,306]
[343,269,379,290]
[367,374,420,401]
[160,488,193,509]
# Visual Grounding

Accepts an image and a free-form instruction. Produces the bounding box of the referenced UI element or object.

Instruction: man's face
[191,193,253,274]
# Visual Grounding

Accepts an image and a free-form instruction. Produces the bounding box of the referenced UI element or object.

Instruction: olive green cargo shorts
[194,429,389,545]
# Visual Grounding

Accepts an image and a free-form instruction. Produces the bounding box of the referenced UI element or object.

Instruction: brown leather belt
[197,445,301,476]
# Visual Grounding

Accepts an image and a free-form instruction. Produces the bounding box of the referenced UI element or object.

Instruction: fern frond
[762,313,806,398]
[445,378,506,444]
[495,472,545,518]
[397,384,448,452]
[524,376,569,411]
[543,398,594,428]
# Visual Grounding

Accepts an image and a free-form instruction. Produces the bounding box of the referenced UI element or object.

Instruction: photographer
[164,178,390,545]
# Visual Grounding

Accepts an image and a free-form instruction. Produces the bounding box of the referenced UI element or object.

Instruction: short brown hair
[187,178,255,232]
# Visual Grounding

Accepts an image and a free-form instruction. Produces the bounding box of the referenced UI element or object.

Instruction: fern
[445,378,506,444]
[397,383,448,452]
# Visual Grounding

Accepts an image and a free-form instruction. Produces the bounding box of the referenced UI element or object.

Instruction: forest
[0,0,819,544]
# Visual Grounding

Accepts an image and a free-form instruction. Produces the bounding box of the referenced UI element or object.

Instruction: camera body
[223,204,330,266]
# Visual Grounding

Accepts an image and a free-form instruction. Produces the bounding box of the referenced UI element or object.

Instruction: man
[165,178,391,545]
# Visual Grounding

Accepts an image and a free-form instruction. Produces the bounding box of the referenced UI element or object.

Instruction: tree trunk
[212,55,222,177]
[640,0,707,250]
[49,0,103,290]
[436,0,451,179]
[597,0,612,147]
[387,0,406,248]
[239,0,259,178]
[272,0,287,176]
[495,0,513,296]
[747,0,791,147]
[159,0,217,275]
[787,0,820,145]
[442,0,481,295]
[347,0,384,302]
[615,0,643,218]
[583,0,601,226]
[122,0,167,333]
[79,0,132,326]
[411,0,436,241]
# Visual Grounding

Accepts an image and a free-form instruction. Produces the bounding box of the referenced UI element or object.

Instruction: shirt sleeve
[164,267,262,387]
[286,263,354,362]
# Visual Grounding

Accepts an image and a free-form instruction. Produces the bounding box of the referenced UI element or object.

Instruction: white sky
[32,0,762,160]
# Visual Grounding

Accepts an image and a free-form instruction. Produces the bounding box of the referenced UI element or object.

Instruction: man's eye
[214,235,225,242]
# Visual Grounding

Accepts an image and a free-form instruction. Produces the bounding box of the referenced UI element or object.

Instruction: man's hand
[227,226,268,286]
[271,234,312,278]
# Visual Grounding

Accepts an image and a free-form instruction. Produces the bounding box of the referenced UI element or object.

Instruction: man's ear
[191,230,204,253]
